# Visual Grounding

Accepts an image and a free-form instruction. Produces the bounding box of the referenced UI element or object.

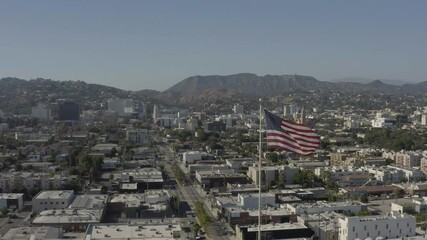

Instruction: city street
[157,142,231,240]
[0,211,32,235]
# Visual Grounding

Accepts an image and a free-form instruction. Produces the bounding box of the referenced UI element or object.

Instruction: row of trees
[359,128,427,151]
[194,201,211,227]
[172,163,185,184]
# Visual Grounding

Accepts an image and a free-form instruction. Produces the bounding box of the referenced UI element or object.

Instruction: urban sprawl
[0,97,427,240]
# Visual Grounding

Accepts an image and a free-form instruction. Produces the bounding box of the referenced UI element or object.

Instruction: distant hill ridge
[1,74,426,112]
[165,73,427,97]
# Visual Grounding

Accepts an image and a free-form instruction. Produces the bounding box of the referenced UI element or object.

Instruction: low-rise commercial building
[338,212,416,240]
[195,170,248,189]
[32,190,75,213]
[285,201,366,215]
[32,209,103,232]
[235,222,314,240]
[1,227,63,240]
[109,190,171,218]
[85,222,182,239]
[0,193,24,212]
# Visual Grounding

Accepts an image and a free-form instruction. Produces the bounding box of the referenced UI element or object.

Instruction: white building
[32,190,75,213]
[421,114,427,126]
[182,151,206,165]
[0,172,63,193]
[107,99,134,115]
[371,117,394,128]
[284,104,299,117]
[238,193,276,209]
[338,212,416,240]
[0,193,24,212]
[286,201,366,215]
[247,165,299,186]
[126,129,149,145]
[85,222,182,239]
[31,104,51,122]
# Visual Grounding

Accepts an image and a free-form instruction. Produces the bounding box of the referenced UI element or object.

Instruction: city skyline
[1,0,427,90]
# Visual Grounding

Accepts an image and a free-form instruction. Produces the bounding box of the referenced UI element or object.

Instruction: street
[157,142,231,240]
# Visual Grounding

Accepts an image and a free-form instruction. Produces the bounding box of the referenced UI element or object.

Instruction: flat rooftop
[1,226,62,240]
[34,190,74,200]
[288,201,364,209]
[32,209,102,224]
[86,223,181,240]
[246,222,307,232]
[70,195,108,209]
[111,191,169,209]
[0,193,24,199]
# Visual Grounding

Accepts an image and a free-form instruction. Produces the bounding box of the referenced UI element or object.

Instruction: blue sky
[1,0,426,90]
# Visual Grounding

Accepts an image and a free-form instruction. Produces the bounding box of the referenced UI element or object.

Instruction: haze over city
[1,0,427,90]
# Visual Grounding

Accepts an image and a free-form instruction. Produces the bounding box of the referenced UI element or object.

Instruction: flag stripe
[267,142,314,156]
[267,131,319,148]
[264,109,320,155]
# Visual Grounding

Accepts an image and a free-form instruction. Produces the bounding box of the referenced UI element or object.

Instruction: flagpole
[258,98,262,240]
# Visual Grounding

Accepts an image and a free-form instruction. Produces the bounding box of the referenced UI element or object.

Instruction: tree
[265,152,279,163]
[100,185,108,194]
[193,223,201,235]
[1,208,9,216]
[278,172,286,189]
[196,128,207,142]
[293,170,316,188]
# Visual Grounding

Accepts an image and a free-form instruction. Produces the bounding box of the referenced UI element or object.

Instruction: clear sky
[1,0,426,91]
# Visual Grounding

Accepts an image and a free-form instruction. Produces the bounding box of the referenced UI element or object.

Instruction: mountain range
[164,73,427,101]
[0,74,426,112]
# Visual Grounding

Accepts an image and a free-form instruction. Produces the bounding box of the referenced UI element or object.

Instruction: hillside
[0,77,133,114]
[166,73,330,97]
[1,74,427,113]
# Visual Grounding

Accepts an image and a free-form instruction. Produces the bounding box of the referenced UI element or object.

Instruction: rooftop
[0,193,24,199]
[70,195,108,209]
[246,222,308,232]
[86,223,181,240]
[34,190,74,200]
[1,227,62,240]
[32,209,102,224]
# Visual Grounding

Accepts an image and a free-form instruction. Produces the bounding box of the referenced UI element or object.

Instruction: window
[375,225,377,230]
[386,224,388,229]
[353,227,355,232]
[62,202,65,204]
[364,226,366,231]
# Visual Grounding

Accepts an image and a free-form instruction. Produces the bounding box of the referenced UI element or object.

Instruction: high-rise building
[284,104,299,117]
[233,104,244,114]
[421,114,427,126]
[153,105,159,123]
[108,99,134,115]
[126,129,149,145]
[31,104,51,122]
[58,102,80,121]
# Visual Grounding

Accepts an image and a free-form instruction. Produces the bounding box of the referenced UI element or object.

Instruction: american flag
[264,109,320,156]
